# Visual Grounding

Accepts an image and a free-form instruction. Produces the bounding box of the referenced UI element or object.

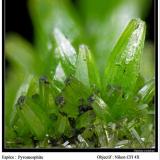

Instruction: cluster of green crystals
[5,0,155,148]
[5,18,155,148]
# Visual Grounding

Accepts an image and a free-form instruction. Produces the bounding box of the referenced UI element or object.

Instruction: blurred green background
[6,0,155,77]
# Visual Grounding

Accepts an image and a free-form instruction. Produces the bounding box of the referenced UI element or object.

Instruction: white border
[0,1,159,160]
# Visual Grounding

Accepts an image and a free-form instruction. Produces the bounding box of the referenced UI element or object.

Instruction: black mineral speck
[64,76,72,86]
[79,105,93,114]
[68,117,76,128]
[31,136,39,147]
[16,96,26,107]
[55,96,65,106]
[79,105,86,114]
[49,138,58,146]
[87,95,95,103]
[59,111,67,117]
[39,76,49,84]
